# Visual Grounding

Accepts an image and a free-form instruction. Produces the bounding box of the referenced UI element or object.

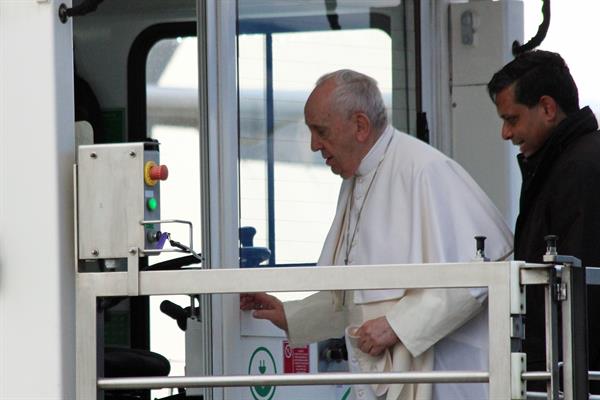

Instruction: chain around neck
[343,134,393,265]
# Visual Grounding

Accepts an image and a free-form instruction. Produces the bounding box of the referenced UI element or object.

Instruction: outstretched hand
[240,292,288,332]
[355,316,400,356]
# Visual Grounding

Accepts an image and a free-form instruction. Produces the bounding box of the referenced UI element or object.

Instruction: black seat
[104,347,172,400]
[104,346,170,378]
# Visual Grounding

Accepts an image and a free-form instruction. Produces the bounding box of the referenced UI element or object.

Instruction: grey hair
[316,69,388,133]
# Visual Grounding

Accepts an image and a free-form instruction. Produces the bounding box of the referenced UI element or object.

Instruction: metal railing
[76,261,596,399]
[97,371,490,390]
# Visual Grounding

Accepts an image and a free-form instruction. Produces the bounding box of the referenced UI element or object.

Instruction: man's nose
[310,132,322,152]
[501,123,512,141]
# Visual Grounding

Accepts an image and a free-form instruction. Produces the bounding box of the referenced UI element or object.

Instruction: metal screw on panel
[91,249,99,256]
[129,151,136,158]
[129,248,137,255]
[90,152,97,159]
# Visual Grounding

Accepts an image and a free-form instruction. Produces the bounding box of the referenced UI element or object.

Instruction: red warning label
[283,340,310,373]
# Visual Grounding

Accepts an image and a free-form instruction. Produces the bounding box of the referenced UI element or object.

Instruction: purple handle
[156,232,169,249]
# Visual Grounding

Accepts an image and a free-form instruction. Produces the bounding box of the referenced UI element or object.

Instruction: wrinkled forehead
[304,104,330,128]
[306,81,333,107]
[305,86,332,120]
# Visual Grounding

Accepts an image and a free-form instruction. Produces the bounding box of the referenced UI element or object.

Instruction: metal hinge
[511,315,525,339]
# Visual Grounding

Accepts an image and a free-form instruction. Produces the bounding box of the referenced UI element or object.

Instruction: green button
[147,197,158,211]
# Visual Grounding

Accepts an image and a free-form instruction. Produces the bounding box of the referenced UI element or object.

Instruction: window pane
[146,36,201,398]
[238,3,410,266]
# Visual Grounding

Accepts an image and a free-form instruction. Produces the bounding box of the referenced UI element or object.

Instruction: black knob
[475,236,487,260]
[544,235,559,256]
[239,226,257,247]
[475,236,486,252]
[160,300,188,331]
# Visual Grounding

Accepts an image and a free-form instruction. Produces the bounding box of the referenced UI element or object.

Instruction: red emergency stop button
[144,161,169,186]
[150,164,168,181]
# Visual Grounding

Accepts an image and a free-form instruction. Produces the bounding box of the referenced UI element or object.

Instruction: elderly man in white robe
[241,69,513,400]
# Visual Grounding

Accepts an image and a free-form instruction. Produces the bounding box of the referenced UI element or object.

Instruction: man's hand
[355,316,400,356]
[240,292,288,332]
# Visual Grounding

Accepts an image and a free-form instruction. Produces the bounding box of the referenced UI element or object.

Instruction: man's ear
[354,112,372,143]
[539,95,564,123]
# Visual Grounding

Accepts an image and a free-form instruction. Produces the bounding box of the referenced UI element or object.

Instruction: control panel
[77,142,168,260]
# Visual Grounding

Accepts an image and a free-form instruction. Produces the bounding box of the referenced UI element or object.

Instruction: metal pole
[488,264,513,399]
[76,277,100,400]
[561,264,589,398]
[522,371,552,381]
[265,32,276,266]
[98,371,490,390]
[544,267,560,399]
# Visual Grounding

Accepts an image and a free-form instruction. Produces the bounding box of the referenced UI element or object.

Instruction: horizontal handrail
[522,371,552,381]
[97,371,489,390]
[526,392,563,399]
[525,371,600,400]
[98,369,600,392]
[522,370,600,381]
[527,392,600,399]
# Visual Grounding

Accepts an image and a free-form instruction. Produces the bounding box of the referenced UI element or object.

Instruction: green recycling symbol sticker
[248,346,277,400]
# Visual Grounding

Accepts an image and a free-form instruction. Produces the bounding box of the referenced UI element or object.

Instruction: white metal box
[77,142,162,259]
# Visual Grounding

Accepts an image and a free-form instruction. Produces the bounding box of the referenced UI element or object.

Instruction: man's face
[494,84,554,158]
[304,80,363,178]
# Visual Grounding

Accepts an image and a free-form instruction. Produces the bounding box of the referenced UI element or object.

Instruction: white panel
[239,337,336,399]
[0,1,75,399]
[450,0,524,227]
[451,85,521,226]
[241,311,287,337]
[451,0,524,86]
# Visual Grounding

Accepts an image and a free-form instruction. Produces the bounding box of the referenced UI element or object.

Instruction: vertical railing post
[76,276,100,400]
[488,262,514,398]
[544,266,560,399]
[510,262,527,399]
[561,263,589,398]
[542,239,587,399]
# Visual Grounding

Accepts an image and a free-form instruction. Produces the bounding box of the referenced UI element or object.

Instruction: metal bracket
[127,248,139,296]
[511,262,526,314]
[543,254,582,267]
[140,219,194,255]
[511,316,525,340]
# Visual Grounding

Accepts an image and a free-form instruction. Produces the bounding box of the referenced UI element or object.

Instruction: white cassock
[283,126,513,400]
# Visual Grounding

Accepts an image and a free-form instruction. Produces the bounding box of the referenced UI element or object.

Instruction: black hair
[487,50,579,114]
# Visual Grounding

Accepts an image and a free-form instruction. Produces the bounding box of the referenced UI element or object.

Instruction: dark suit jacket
[514,106,600,391]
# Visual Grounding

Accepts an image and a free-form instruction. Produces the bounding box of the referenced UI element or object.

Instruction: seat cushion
[104,347,170,377]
